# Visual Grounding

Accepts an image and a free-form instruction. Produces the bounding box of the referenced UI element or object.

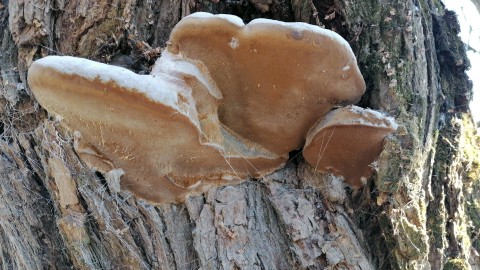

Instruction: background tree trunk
[1,0,479,269]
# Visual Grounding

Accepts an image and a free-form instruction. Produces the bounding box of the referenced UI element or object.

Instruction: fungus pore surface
[28,13,396,204]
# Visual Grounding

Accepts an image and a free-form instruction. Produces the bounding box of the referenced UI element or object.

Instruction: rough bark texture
[1,0,479,269]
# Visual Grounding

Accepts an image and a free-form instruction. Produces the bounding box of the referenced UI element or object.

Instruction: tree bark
[1,0,479,269]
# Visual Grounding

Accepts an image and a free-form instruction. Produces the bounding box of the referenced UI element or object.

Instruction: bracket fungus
[302,106,398,188]
[28,13,396,204]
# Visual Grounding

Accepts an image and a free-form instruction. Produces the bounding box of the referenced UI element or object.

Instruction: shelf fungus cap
[27,56,286,204]
[302,105,397,188]
[167,12,366,155]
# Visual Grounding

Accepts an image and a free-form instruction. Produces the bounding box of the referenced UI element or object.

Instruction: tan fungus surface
[302,105,397,187]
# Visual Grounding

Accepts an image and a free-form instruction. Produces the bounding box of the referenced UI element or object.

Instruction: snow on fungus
[27,12,394,204]
[302,105,398,188]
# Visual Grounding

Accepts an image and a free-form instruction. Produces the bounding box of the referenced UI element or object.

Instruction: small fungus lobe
[303,105,397,188]
[28,13,396,204]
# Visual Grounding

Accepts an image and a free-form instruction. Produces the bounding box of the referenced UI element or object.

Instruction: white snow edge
[33,56,181,111]
[185,12,352,51]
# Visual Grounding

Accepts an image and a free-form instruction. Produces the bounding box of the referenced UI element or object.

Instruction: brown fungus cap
[167,13,366,155]
[28,56,286,204]
[302,105,397,188]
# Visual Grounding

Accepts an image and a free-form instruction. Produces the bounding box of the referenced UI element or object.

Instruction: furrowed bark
[1,0,478,269]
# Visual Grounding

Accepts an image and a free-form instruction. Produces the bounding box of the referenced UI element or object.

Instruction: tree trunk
[1,0,479,269]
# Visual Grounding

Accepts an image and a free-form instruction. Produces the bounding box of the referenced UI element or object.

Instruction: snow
[229,37,240,49]
[248,18,353,51]
[186,13,353,55]
[347,105,398,130]
[152,51,223,99]
[217,14,245,27]
[186,12,245,27]
[34,55,181,111]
